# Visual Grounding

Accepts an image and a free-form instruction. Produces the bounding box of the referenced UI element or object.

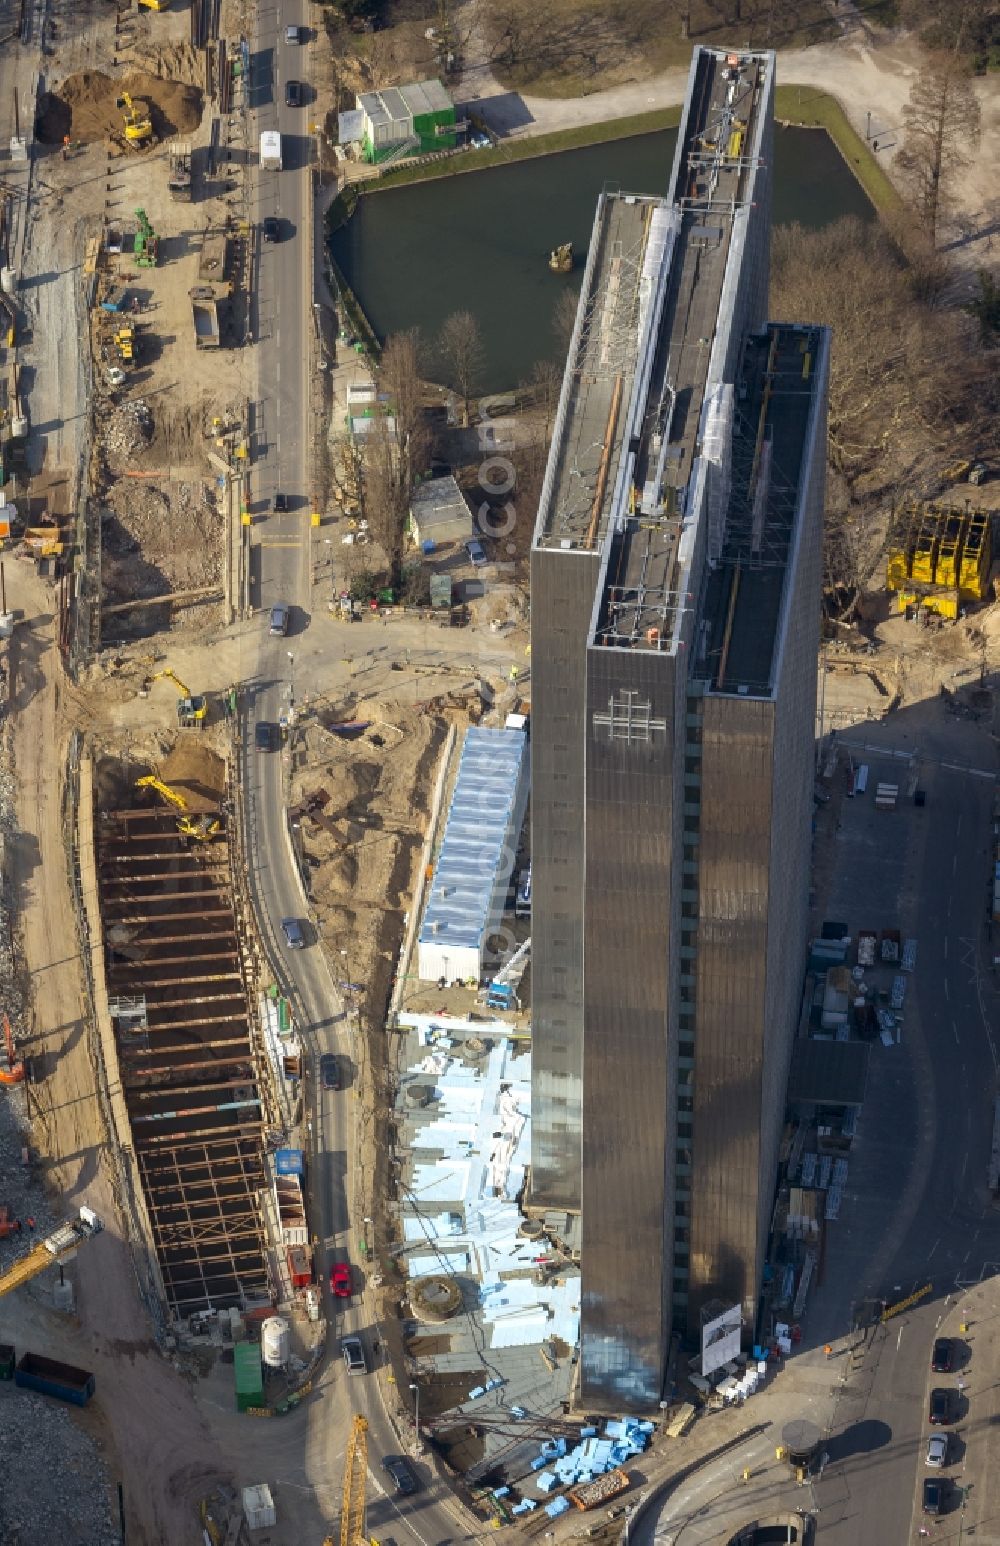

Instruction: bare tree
[438,310,484,426]
[552,286,581,351]
[524,358,562,443]
[895,53,981,246]
[362,411,410,584]
[378,329,429,488]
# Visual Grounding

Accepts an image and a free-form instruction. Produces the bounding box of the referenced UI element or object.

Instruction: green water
[329,126,872,391]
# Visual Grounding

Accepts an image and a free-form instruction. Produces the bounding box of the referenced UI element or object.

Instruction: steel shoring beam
[208,1140,252,1293]
[104,909,233,924]
[136,1123,265,1148]
[166,1146,210,1309]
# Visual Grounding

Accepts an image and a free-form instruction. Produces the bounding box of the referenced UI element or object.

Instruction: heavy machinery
[333,1415,368,1546]
[0,1012,24,1085]
[134,208,159,267]
[0,1208,102,1299]
[482,936,531,1012]
[168,141,193,201]
[0,1205,22,1239]
[135,775,221,842]
[115,93,154,147]
[112,322,136,364]
[138,0,170,8]
[147,667,207,725]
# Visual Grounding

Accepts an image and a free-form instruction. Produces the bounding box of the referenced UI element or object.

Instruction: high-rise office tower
[530,46,830,1408]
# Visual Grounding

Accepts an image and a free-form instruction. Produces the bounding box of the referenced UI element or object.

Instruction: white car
[925,1433,948,1468]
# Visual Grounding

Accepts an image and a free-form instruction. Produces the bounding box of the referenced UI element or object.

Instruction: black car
[320,1053,341,1090]
[382,1456,419,1496]
[262,217,280,243]
[929,1387,953,1425]
[931,1337,954,1373]
[281,917,305,949]
[922,1477,946,1516]
[285,79,303,107]
[273,491,288,512]
[255,721,279,752]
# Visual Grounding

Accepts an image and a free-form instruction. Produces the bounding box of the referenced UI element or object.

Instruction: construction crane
[336,1415,369,1546]
[147,668,207,726]
[0,1208,102,1299]
[135,775,222,842]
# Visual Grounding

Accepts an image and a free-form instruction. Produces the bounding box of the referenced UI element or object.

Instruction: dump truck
[168,141,193,200]
[259,130,282,170]
[191,292,220,349]
[14,1351,96,1407]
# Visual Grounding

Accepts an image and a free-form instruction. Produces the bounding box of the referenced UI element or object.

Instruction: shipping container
[242,1484,276,1531]
[275,1148,305,1176]
[14,1351,95,1406]
[287,1244,313,1287]
[234,1341,265,1412]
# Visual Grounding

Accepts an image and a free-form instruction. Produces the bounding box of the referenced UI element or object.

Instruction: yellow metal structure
[727,120,746,158]
[340,1416,369,1546]
[149,668,208,724]
[0,1209,102,1299]
[886,500,994,613]
[138,0,169,8]
[135,775,221,841]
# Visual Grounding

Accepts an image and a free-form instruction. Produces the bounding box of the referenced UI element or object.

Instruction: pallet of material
[568,1468,631,1511]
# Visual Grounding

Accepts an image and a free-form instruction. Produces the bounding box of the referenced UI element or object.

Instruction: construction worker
[824,1343,833,1359]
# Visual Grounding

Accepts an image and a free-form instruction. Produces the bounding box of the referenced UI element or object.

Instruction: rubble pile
[103,400,153,459]
[0,1387,119,1545]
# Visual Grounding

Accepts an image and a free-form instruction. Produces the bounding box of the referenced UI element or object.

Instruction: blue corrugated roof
[419,727,527,954]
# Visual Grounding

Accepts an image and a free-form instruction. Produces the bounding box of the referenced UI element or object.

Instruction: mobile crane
[146,667,207,726]
[322,1415,370,1546]
[0,1208,102,1299]
[135,775,222,842]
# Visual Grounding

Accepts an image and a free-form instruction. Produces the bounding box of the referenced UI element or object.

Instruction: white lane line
[944,978,950,1000]
[944,937,949,959]
[952,1021,960,1043]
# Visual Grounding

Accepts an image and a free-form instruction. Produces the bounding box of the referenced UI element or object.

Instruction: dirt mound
[37,70,203,146]
[159,740,226,809]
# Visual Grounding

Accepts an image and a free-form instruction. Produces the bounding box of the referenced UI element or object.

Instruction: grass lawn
[774,84,901,213]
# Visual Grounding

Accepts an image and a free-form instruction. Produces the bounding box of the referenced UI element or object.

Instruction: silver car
[925,1433,948,1468]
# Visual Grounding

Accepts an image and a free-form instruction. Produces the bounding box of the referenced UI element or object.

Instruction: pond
[329,126,872,391]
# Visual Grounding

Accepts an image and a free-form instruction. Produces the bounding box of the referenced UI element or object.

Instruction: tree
[895,53,981,246]
[524,358,562,443]
[362,410,410,584]
[438,310,484,426]
[378,329,429,487]
[552,286,581,351]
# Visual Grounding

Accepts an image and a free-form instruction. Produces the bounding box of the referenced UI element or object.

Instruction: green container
[234,1342,264,1412]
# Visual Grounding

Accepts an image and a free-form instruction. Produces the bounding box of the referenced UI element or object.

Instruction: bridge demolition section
[81,745,274,1316]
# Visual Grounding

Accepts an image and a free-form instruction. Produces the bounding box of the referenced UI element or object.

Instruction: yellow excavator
[323,1416,372,1546]
[135,775,222,842]
[0,1208,102,1299]
[147,668,208,727]
[115,92,154,146]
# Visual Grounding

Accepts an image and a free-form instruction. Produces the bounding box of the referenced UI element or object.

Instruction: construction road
[240,11,469,1543]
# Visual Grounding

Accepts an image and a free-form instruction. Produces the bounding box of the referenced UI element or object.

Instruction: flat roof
[419,727,527,955]
[787,1039,870,1107]
[400,79,452,116]
[697,323,826,695]
[410,473,469,531]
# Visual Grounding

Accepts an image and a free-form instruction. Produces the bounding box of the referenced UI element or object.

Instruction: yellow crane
[325,1415,369,1546]
[0,1208,102,1299]
[135,775,222,842]
[147,668,208,726]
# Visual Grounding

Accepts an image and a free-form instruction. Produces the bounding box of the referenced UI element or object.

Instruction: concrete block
[544,1497,571,1518]
[536,1472,557,1493]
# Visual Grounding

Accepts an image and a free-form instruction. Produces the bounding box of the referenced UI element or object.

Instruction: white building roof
[418,726,527,958]
[410,474,470,537]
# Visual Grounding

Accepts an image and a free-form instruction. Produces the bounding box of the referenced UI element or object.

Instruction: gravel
[0,694,118,1546]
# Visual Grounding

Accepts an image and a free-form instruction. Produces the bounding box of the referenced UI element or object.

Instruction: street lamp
[286,651,295,716]
[410,1381,423,1451]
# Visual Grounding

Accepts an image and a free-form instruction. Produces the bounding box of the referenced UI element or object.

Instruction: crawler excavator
[135,774,222,842]
[145,667,207,727]
[0,1209,102,1299]
[0,1012,25,1086]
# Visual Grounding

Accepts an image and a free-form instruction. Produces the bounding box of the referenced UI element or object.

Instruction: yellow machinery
[148,668,208,726]
[943,458,972,484]
[0,1208,102,1299]
[339,1416,369,1546]
[135,775,222,842]
[113,323,135,364]
[727,119,746,158]
[138,0,169,8]
[886,500,993,618]
[116,92,154,145]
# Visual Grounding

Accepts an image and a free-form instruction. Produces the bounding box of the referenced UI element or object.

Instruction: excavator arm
[135,774,189,811]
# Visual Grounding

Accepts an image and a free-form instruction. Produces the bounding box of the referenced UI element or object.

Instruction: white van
[259,130,282,171]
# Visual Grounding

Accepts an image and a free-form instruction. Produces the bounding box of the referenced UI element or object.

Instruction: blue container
[275,1148,305,1176]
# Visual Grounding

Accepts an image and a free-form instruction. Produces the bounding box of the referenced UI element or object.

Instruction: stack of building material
[527,1417,654,1495]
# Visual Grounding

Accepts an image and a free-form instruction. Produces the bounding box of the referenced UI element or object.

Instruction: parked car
[285,79,302,107]
[262,217,280,243]
[281,917,305,949]
[925,1434,949,1468]
[284,23,302,42]
[254,721,278,752]
[466,537,487,567]
[922,1477,946,1515]
[342,1334,366,1374]
[929,1387,953,1425]
[273,491,288,512]
[319,1053,341,1091]
[931,1338,954,1373]
[382,1455,419,1496]
[330,1262,352,1298]
[269,603,290,637]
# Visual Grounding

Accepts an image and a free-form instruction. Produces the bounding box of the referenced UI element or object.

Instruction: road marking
[952,1020,959,1044]
[953,851,959,876]
[944,979,950,1000]
[944,936,949,959]
[259,540,302,547]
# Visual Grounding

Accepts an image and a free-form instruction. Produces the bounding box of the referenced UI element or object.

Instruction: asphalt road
[242,15,468,1543]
